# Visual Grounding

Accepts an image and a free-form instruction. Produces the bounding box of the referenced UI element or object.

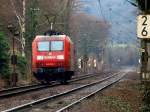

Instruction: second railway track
[0,71,112,111]
[0,73,103,99]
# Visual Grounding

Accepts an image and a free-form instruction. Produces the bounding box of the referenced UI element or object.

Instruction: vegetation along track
[0,73,102,99]
[2,71,125,112]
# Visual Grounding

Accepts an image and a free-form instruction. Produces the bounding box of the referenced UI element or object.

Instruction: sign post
[7,24,18,86]
[11,36,18,86]
[137,14,150,80]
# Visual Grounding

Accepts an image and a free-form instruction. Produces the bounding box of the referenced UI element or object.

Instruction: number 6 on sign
[137,15,150,39]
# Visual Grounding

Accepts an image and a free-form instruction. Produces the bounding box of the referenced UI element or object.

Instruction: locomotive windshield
[38,41,50,51]
[51,41,63,51]
[37,41,63,51]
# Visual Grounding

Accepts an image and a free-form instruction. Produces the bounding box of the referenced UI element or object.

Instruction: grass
[75,78,141,112]
[101,96,132,112]
[139,82,150,112]
[77,95,132,112]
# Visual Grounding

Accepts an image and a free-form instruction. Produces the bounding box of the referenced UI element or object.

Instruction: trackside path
[70,71,142,112]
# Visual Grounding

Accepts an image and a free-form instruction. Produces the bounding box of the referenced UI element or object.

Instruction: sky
[80,0,138,44]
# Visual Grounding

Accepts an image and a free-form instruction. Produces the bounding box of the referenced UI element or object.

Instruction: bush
[0,30,11,80]
[16,55,28,80]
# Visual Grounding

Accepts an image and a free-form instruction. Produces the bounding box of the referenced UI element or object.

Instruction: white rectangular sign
[137,15,150,39]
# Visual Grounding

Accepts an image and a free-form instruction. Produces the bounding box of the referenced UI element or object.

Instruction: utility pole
[21,0,26,57]
[22,0,26,33]
[101,40,107,71]
[101,46,104,71]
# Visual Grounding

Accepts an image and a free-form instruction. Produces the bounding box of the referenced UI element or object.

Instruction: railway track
[0,84,39,93]
[0,84,46,99]
[0,72,104,99]
[56,72,126,112]
[2,71,125,112]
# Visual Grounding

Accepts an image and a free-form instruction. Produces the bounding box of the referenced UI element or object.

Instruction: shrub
[16,54,28,80]
[0,30,11,80]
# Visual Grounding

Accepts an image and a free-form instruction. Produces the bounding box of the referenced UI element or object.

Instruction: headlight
[37,56,43,60]
[57,55,64,59]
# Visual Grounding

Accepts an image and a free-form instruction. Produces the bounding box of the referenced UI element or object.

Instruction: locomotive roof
[34,35,73,44]
[36,35,66,38]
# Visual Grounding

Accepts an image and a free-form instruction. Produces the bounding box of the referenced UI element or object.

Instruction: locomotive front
[32,35,74,84]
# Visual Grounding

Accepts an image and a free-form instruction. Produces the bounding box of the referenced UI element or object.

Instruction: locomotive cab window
[38,41,50,51]
[51,41,63,51]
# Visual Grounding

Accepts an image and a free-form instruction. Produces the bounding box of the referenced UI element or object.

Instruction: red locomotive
[32,33,75,84]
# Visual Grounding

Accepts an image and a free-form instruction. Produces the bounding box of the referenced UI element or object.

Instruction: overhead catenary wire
[110,9,136,23]
[105,2,136,41]
[97,0,107,23]
[37,0,69,30]
[98,0,135,38]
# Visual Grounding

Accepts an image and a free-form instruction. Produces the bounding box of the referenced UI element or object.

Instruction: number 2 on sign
[141,16,148,36]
